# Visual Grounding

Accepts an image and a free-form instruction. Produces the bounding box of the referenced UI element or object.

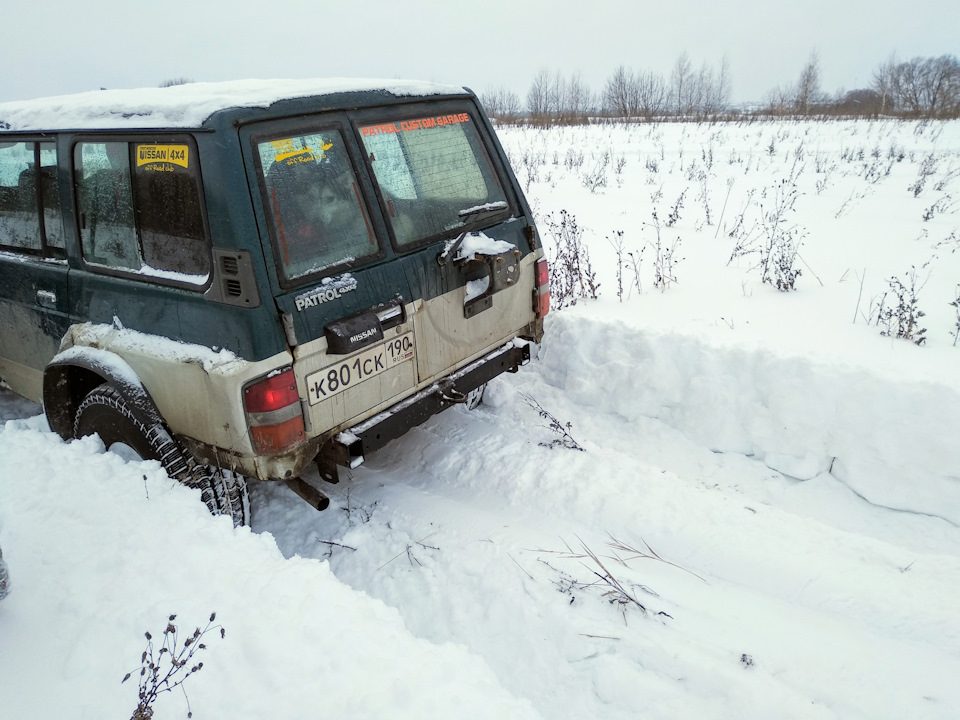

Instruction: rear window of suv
[255,129,378,282]
[358,111,508,248]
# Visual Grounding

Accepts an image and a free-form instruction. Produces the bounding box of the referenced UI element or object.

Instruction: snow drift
[541,310,960,525]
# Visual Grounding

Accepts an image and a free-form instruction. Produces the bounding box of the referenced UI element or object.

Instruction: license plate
[306,332,414,405]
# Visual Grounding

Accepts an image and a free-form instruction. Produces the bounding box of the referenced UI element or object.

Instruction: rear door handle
[36,290,57,308]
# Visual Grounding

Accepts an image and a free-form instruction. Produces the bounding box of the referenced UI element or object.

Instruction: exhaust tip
[284,477,330,512]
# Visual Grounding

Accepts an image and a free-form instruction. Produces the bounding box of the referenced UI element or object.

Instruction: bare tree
[764,84,794,115]
[603,66,667,119]
[480,86,522,121]
[671,52,694,115]
[603,65,634,117]
[547,70,565,118]
[692,62,718,116]
[910,55,960,116]
[527,68,551,119]
[794,50,824,114]
[667,53,730,117]
[714,56,733,113]
[527,69,595,123]
[872,54,960,117]
[872,53,898,114]
[564,72,592,122]
[636,71,668,118]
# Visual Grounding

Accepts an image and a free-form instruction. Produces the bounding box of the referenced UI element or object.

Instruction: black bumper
[316,339,530,481]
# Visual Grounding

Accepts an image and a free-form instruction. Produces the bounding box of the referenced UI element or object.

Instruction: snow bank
[539,309,960,525]
[0,418,538,720]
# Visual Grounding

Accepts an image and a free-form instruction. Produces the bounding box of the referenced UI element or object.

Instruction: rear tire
[74,384,249,527]
[465,383,486,410]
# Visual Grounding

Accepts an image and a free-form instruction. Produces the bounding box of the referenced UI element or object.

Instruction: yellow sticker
[276,148,315,165]
[270,138,297,154]
[136,144,189,168]
[271,137,334,164]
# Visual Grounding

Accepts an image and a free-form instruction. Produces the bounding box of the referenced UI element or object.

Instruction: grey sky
[2,0,958,106]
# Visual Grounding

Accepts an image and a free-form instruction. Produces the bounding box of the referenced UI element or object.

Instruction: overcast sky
[2,0,958,106]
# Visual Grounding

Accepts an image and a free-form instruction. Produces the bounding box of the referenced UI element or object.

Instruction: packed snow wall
[540,312,960,526]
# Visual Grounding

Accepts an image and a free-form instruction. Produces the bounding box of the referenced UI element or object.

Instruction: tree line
[481,52,960,122]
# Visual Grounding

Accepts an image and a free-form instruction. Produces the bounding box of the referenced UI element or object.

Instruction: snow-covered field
[2,118,960,719]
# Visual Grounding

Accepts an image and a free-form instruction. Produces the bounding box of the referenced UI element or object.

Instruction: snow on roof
[0,78,467,132]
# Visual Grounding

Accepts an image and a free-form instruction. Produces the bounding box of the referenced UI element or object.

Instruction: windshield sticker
[270,137,334,165]
[360,113,471,137]
[136,144,188,170]
[294,274,358,311]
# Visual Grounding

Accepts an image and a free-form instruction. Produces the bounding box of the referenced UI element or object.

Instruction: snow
[50,345,145,394]
[453,230,518,261]
[0,78,465,131]
[465,276,491,302]
[294,273,359,311]
[459,200,511,216]
[3,117,960,719]
[61,322,244,375]
[134,263,209,286]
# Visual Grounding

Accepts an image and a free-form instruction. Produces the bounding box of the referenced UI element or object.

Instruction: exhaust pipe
[284,477,330,511]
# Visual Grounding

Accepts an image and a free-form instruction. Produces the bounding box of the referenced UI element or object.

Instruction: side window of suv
[74,139,210,283]
[0,140,64,256]
[39,143,65,252]
[75,142,139,269]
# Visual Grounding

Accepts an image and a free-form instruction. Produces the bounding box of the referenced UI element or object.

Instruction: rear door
[241,115,418,436]
[352,101,537,382]
[0,139,70,402]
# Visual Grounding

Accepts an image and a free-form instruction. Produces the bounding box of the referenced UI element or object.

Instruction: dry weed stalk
[123,612,224,720]
[537,535,703,623]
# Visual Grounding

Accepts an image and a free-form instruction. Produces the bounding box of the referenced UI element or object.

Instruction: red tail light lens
[244,369,299,413]
[243,369,304,455]
[538,289,550,317]
[535,258,549,287]
[534,258,550,318]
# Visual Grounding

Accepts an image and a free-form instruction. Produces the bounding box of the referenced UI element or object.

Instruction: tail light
[243,368,305,455]
[534,258,550,317]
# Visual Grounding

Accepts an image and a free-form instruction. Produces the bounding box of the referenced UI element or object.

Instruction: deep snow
[2,117,960,719]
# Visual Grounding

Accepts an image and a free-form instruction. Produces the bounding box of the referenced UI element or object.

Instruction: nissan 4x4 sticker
[306,332,414,405]
[136,144,189,170]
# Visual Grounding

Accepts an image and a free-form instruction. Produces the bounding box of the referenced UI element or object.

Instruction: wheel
[464,383,486,410]
[74,384,249,527]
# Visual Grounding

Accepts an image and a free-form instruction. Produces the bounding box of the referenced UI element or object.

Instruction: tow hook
[438,378,466,404]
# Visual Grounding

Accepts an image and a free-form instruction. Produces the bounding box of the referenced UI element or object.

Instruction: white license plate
[306,332,414,405]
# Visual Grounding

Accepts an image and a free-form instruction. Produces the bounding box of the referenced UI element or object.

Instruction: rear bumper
[315,338,531,481]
